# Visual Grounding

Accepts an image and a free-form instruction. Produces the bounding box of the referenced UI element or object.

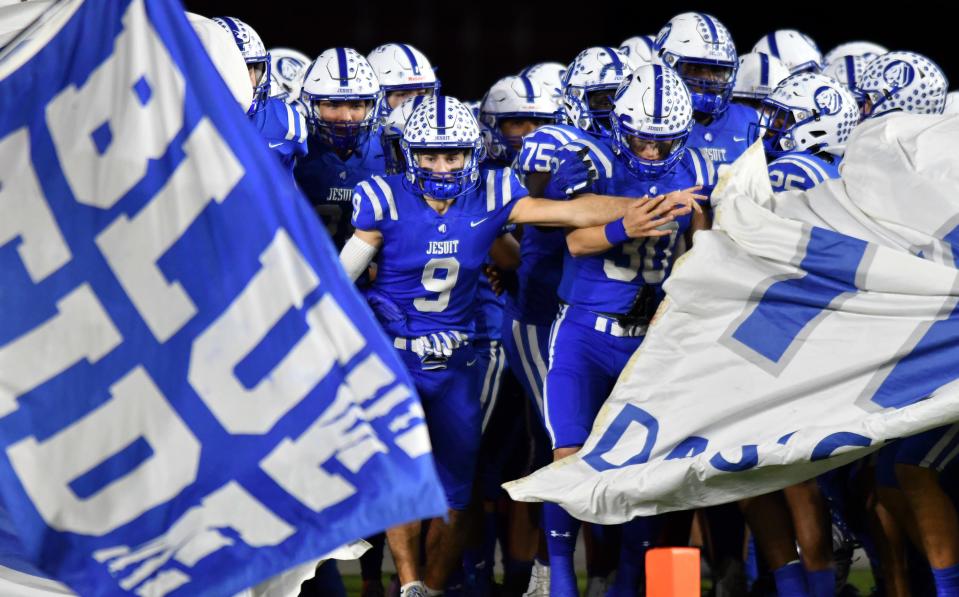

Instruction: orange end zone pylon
[646,546,701,597]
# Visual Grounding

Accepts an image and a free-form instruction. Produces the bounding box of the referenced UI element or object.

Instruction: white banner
[506,115,959,524]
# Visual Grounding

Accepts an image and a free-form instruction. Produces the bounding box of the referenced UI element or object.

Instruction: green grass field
[340,569,876,595]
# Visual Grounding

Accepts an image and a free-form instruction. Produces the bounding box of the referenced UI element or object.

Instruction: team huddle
[209,12,956,597]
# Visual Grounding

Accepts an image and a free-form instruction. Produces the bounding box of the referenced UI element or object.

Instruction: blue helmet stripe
[760,53,769,86]
[520,75,536,103]
[398,44,419,73]
[767,33,781,59]
[437,95,446,133]
[221,17,244,49]
[641,36,655,51]
[336,48,349,86]
[653,64,663,120]
[602,46,624,75]
[698,13,719,43]
[845,55,856,89]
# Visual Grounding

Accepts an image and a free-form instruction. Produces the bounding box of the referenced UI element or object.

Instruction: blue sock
[745,536,760,587]
[543,502,579,597]
[806,568,835,597]
[932,563,959,597]
[610,516,661,596]
[773,561,810,597]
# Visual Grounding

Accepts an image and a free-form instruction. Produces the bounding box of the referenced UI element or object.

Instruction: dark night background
[183,1,956,101]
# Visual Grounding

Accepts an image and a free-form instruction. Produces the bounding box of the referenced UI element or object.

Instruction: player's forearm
[561,194,630,228]
[566,226,614,257]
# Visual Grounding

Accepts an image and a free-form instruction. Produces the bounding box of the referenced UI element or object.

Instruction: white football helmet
[619,35,657,67]
[610,64,694,179]
[733,52,790,100]
[945,91,959,115]
[300,48,381,151]
[755,72,860,157]
[655,12,738,116]
[823,55,873,104]
[858,51,949,119]
[380,95,430,175]
[480,75,561,162]
[367,43,440,121]
[823,41,888,66]
[520,62,566,89]
[211,16,270,115]
[401,95,485,199]
[752,30,822,74]
[562,46,631,134]
[269,47,310,103]
[519,62,566,108]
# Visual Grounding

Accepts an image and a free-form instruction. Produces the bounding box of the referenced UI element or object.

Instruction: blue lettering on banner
[732,227,867,364]
[582,405,659,472]
[709,445,760,472]
[729,223,959,410]
[0,0,445,594]
[811,432,872,461]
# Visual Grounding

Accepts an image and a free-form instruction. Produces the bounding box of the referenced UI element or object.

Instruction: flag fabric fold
[505,115,959,525]
[0,0,446,594]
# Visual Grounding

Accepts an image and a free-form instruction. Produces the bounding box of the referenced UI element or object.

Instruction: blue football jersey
[252,98,308,173]
[474,270,505,344]
[351,168,528,338]
[294,134,385,249]
[506,124,593,326]
[767,152,841,192]
[554,136,715,314]
[688,103,758,167]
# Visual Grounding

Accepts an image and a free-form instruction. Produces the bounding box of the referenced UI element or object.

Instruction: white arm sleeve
[339,235,378,282]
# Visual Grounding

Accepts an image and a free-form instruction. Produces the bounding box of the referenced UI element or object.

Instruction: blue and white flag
[0,0,446,594]
[506,115,959,523]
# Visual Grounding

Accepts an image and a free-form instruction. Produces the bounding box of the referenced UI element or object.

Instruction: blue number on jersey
[767,152,840,192]
[687,103,758,167]
[294,134,385,249]
[554,135,715,314]
[251,97,308,173]
[351,168,527,338]
[506,124,592,325]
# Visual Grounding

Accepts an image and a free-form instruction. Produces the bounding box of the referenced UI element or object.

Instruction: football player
[757,72,860,192]
[213,17,307,173]
[732,52,790,113]
[540,64,712,597]
[294,48,384,250]
[656,13,758,168]
[858,51,949,119]
[367,43,440,121]
[339,95,701,596]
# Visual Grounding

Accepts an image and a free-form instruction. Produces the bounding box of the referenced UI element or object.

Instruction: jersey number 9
[414,257,460,312]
